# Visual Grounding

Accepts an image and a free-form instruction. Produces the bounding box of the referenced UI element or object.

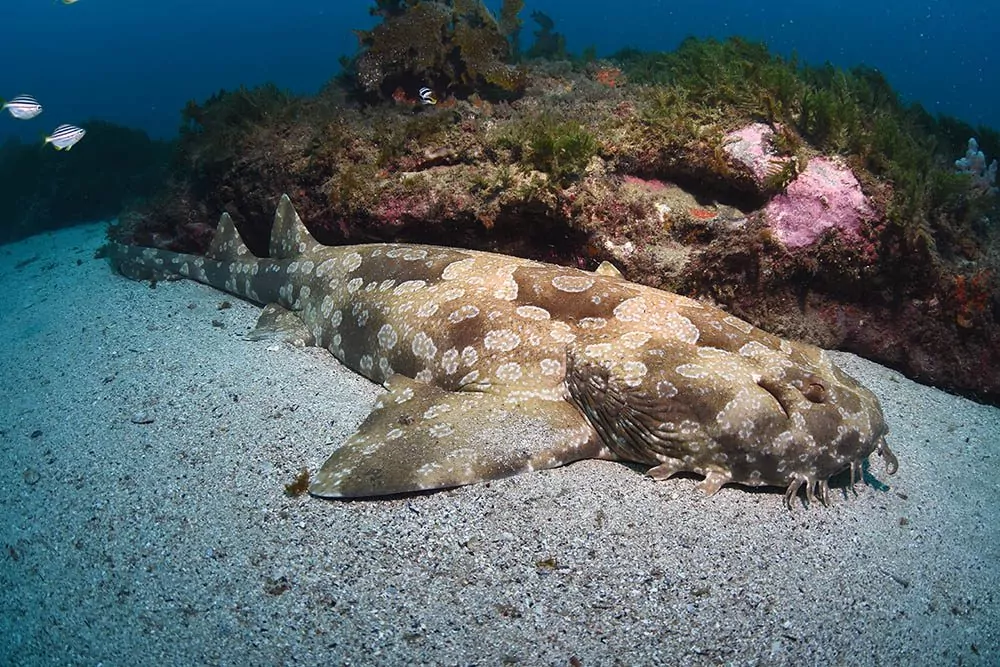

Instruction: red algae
[688,207,718,220]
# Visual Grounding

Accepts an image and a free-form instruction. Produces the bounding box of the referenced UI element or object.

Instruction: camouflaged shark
[108,194,897,507]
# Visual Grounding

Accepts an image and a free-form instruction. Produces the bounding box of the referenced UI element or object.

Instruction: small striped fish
[418,87,437,105]
[1,94,43,120]
[44,124,86,151]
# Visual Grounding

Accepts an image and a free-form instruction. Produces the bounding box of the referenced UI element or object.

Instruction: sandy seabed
[1,223,997,666]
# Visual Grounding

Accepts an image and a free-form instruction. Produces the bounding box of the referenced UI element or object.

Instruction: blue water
[1,0,997,141]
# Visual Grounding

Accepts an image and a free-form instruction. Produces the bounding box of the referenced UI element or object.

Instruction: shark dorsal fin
[270,194,320,259]
[207,212,253,261]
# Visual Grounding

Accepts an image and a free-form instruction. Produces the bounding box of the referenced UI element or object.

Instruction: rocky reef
[114,12,1000,405]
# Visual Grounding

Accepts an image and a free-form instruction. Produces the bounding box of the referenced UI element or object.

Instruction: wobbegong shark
[107,194,897,507]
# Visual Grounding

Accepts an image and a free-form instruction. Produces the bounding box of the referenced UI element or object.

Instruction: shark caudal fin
[310,375,602,498]
[109,195,321,304]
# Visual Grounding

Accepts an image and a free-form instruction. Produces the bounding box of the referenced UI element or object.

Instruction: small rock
[22,468,41,485]
[264,575,291,596]
[131,411,154,425]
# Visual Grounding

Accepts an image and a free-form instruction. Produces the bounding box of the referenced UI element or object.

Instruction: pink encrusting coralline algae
[764,157,875,249]
[723,122,788,184]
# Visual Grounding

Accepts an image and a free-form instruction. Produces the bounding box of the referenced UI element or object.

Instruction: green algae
[526,117,598,184]
[180,83,299,165]
[493,113,599,185]
[617,36,997,236]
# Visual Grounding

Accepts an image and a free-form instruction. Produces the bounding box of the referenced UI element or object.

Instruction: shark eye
[803,382,827,403]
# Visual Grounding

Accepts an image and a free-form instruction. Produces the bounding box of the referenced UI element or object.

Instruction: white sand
[1,223,998,666]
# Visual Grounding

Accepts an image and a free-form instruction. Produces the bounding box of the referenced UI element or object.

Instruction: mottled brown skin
[109,195,897,507]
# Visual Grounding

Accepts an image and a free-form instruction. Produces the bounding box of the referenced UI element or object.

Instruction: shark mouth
[784,436,898,508]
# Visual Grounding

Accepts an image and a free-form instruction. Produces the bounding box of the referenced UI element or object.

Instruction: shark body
[109,195,897,506]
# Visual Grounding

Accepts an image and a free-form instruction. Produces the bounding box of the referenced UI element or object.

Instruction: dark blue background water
[2,0,996,145]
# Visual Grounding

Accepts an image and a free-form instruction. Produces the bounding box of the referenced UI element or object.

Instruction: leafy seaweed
[352,0,527,102]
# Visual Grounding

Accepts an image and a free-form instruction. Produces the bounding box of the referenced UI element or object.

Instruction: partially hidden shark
[108,194,897,507]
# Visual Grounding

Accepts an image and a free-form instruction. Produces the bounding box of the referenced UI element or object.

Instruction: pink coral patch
[764,157,875,249]
[623,175,669,192]
[723,123,786,184]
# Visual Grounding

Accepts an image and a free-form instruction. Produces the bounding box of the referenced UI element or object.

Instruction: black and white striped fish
[418,87,437,106]
[44,124,86,150]
[1,94,43,120]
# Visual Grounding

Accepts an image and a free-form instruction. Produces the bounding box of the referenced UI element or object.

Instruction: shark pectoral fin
[694,470,732,495]
[245,303,315,347]
[646,458,686,481]
[310,375,600,498]
[647,461,731,495]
